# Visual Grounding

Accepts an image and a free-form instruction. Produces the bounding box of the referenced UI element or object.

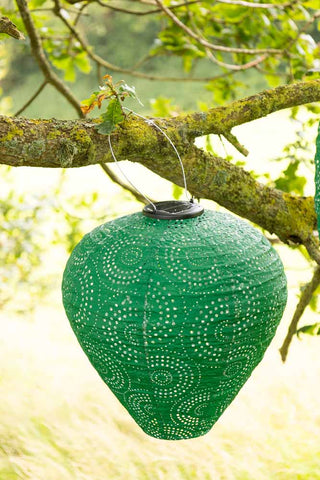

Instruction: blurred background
[1,1,320,478]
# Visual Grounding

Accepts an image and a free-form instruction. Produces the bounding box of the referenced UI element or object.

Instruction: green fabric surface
[62,209,287,440]
[314,122,320,235]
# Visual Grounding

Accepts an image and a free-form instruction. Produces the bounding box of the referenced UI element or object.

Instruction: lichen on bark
[0,79,320,249]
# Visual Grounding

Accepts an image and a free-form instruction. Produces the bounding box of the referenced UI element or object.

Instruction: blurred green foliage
[270,112,319,196]
[0,184,46,310]
[0,168,109,311]
[297,322,320,336]
[2,0,320,116]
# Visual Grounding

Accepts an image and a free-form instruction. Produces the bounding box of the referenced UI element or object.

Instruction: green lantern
[62,201,287,440]
[314,122,320,235]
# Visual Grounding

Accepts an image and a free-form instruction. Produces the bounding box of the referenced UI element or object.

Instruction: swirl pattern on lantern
[62,209,287,440]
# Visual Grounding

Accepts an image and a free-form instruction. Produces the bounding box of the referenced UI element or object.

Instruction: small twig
[279,266,320,362]
[188,13,269,73]
[74,2,88,26]
[180,79,320,138]
[304,235,320,266]
[154,0,282,55]
[254,65,287,78]
[30,7,89,15]
[222,131,249,157]
[131,54,152,71]
[286,10,320,51]
[65,1,88,56]
[96,0,201,15]
[130,0,159,5]
[99,163,156,205]
[14,80,48,116]
[0,16,25,40]
[16,0,83,118]
[40,34,69,40]
[97,63,102,84]
[51,1,238,83]
[267,237,281,244]
[207,49,268,72]
[216,0,293,8]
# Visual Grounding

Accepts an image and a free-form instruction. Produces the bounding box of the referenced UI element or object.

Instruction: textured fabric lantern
[62,202,287,440]
[314,122,320,235]
[62,200,287,440]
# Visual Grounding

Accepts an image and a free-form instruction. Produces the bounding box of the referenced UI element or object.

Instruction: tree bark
[1,80,319,245]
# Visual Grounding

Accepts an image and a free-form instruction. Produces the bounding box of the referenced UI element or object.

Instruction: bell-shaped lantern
[62,200,287,440]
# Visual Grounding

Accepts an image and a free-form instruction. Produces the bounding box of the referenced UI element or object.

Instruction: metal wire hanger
[107,108,193,215]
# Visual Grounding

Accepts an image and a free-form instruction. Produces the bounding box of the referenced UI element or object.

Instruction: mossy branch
[279,266,320,362]
[1,80,320,248]
[2,79,320,164]
[179,79,320,138]
[0,106,318,250]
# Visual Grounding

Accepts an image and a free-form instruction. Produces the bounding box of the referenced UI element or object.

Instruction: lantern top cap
[143,200,204,220]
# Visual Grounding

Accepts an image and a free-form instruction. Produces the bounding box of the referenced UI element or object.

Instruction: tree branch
[0,16,25,40]
[1,80,319,245]
[186,11,269,74]
[154,0,281,55]
[99,163,156,204]
[15,0,83,117]
[14,80,48,117]
[180,79,320,138]
[279,266,320,362]
[148,144,316,244]
[221,131,249,156]
[95,0,201,15]
[52,0,234,83]
[0,115,316,247]
[3,79,320,154]
[304,235,320,266]
[215,0,293,8]
[206,49,268,72]
[286,9,320,51]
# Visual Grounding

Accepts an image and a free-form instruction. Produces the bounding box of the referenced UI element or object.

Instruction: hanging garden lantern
[62,199,287,440]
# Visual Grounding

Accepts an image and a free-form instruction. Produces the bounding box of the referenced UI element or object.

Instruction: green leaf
[309,294,318,312]
[211,4,247,22]
[197,101,209,112]
[302,0,319,8]
[204,135,217,155]
[81,93,97,107]
[74,52,91,74]
[309,284,320,311]
[303,68,320,82]
[29,0,47,7]
[172,183,183,200]
[290,106,299,120]
[274,160,306,195]
[96,99,124,135]
[265,74,282,88]
[64,59,76,82]
[51,56,76,82]
[150,97,179,117]
[183,56,193,73]
[118,83,143,105]
[297,323,320,337]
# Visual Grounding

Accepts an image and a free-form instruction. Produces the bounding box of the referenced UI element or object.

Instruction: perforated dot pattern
[62,209,287,440]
